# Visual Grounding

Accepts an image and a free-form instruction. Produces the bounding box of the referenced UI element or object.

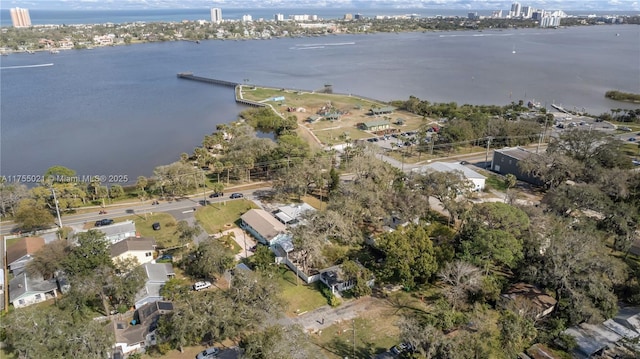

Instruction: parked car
[195,347,219,359]
[152,222,161,231]
[95,219,114,227]
[619,126,632,132]
[629,137,637,142]
[230,193,244,199]
[193,281,212,291]
[209,192,223,198]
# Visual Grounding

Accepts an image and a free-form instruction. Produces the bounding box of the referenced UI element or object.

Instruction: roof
[9,272,58,303]
[6,237,45,265]
[143,263,174,283]
[494,147,535,161]
[502,283,557,312]
[94,220,137,237]
[110,237,156,258]
[241,209,286,241]
[275,203,316,224]
[363,119,391,128]
[565,322,623,358]
[418,161,486,180]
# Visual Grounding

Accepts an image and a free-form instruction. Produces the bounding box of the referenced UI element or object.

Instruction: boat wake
[1,63,54,70]
[292,41,355,50]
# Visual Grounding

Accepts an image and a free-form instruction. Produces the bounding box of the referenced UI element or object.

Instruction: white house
[9,272,59,309]
[414,161,486,191]
[111,301,174,358]
[75,220,137,244]
[274,203,316,225]
[240,209,287,245]
[110,237,156,266]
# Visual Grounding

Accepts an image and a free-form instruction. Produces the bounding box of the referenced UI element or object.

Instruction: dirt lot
[241,87,428,147]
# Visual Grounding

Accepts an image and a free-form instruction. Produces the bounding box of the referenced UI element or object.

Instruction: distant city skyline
[1,0,638,11]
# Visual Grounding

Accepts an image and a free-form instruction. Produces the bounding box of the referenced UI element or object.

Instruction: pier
[177,72,265,107]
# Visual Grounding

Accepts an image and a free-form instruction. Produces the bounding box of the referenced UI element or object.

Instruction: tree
[14,198,55,231]
[0,181,29,217]
[1,304,113,359]
[247,245,276,272]
[239,325,323,359]
[63,230,112,278]
[414,170,473,225]
[185,237,235,280]
[44,165,76,182]
[175,220,202,246]
[438,260,482,309]
[499,310,537,358]
[377,224,438,289]
[136,175,148,199]
[27,239,71,279]
[109,184,125,199]
[341,260,373,297]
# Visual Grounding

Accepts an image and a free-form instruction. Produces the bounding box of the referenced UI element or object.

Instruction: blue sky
[2,0,638,11]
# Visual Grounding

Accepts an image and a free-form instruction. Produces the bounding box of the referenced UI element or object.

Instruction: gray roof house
[111,301,174,358]
[75,220,137,245]
[414,161,486,192]
[9,272,59,309]
[491,147,543,186]
[319,263,374,295]
[134,263,175,309]
[274,203,316,225]
[241,209,287,245]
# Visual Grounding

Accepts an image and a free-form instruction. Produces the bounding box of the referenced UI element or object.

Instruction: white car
[195,347,219,359]
[193,281,212,291]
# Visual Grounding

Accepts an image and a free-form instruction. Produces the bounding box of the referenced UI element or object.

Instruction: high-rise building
[492,10,503,18]
[242,14,253,22]
[521,6,534,19]
[210,8,222,24]
[274,13,284,21]
[10,7,31,28]
[540,15,561,28]
[344,13,353,20]
[510,2,521,18]
[468,12,478,20]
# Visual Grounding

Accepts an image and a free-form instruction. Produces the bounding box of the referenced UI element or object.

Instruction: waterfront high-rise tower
[210,8,222,24]
[10,7,31,28]
[510,2,521,18]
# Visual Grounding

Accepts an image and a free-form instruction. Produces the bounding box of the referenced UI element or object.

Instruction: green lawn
[275,267,327,317]
[195,199,258,235]
[312,310,400,358]
[122,213,178,249]
[484,173,509,191]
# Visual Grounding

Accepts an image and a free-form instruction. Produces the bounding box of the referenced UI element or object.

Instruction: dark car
[95,219,114,227]
[230,193,244,199]
[209,192,224,198]
[152,222,161,230]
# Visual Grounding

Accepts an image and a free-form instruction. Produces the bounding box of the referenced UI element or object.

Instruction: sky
[1,0,638,11]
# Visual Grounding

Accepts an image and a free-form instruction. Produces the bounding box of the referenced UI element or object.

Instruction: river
[1,25,638,182]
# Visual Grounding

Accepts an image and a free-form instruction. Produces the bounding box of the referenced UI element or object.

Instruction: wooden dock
[177,72,264,107]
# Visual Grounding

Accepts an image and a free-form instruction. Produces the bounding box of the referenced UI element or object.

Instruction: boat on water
[49,49,60,54]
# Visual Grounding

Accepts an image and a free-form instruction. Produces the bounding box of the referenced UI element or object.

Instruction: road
[0,186,270,236]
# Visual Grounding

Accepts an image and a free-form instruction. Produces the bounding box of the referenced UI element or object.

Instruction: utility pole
[51,187,63,228]
[485,136,493,169]
[353,319,356,358]
[202,171,207,206]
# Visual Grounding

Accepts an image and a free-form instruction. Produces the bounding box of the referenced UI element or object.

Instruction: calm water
[1,25,639,181]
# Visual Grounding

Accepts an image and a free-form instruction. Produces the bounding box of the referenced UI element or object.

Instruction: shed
[360,120,390,132]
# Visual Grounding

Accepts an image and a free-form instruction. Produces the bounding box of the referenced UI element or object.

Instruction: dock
[177,72,264,107]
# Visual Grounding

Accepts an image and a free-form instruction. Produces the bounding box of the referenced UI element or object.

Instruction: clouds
[3,0,638,11]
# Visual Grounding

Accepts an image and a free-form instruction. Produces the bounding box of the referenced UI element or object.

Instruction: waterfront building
[10,7,31,28]
[468,12,478,20]
[521,6,534,19]
[210,7,222,24]
[354,13,364,20]
[492,10,503,18]
[242,14,253,22]
[274,13,284,21]
[532,10,545,21]
[344,13,353,20]
[540,15,561,28]
[510,2,521,18]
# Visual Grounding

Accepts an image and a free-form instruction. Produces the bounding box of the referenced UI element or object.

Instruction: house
[562,306,640,358]
[323,113,340,121]
[413,161,486,191]
[134,263,175,309]
[111,301,174,358]
[6,236,45,274]
[240,209,287,245]
[368,106,395,115]
[110,237,157,266]
[491,147,542,186]
[9,272,59,309]
[319,264,374,295]
[500,283,557,319]
[274,203,316,225]
[306,114,322,123]
[360,119,390,132]
[75,220,137,244]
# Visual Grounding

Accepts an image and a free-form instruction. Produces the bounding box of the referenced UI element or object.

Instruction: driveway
[212,227,256,260]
